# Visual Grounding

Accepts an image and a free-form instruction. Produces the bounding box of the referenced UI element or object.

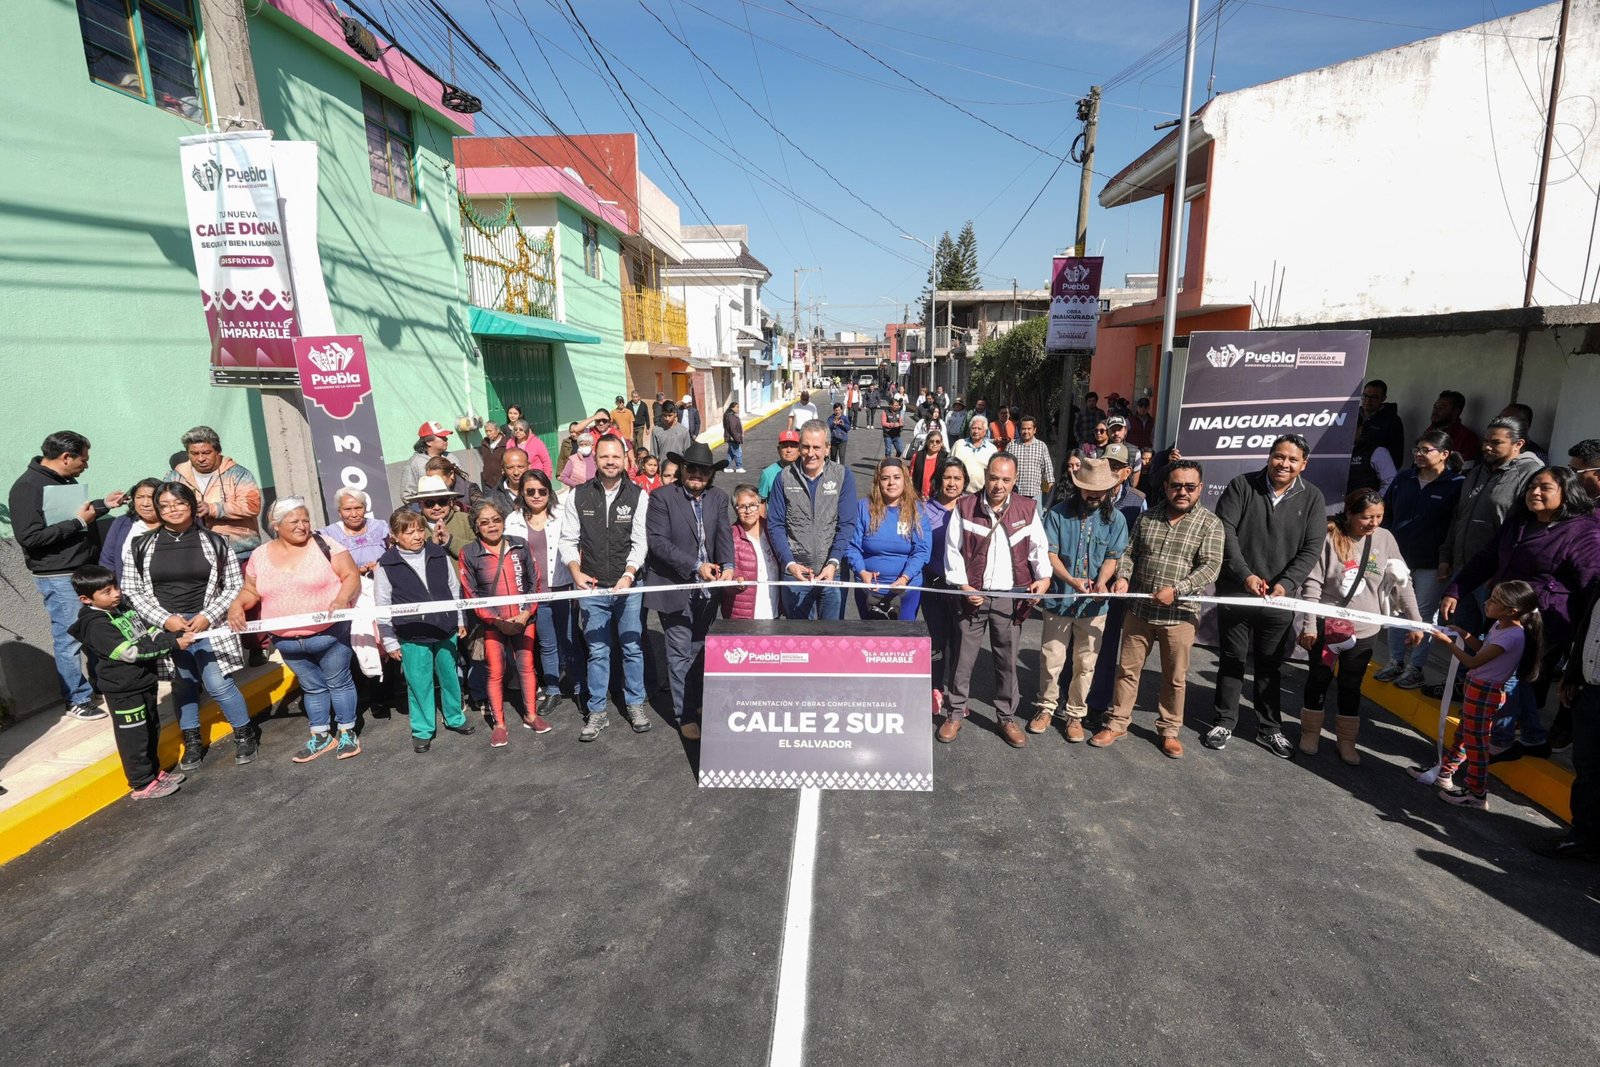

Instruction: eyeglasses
[1168,483,1201,493]
[1413,446,1440,455]
[735,503,761,512]
[157,501,189,512]
[1362,393,1385,402]
[524,488,549,497]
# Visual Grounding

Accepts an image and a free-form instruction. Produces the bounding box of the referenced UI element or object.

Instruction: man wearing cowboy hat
[406,474,474,558]
[645,442,736,741]
[1032,457,1130,742]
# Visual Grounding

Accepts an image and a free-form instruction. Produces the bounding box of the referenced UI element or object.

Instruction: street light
[900,234,952,394]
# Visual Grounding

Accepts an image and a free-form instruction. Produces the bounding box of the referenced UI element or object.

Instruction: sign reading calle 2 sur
[700,623,933,791]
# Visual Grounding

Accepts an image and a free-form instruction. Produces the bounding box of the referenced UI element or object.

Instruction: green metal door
[482,340,559,460]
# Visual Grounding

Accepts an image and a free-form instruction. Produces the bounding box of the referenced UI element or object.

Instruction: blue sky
[382,0,1551,334]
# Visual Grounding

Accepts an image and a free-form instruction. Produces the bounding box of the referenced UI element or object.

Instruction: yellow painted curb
[1361,667,1573,822]
[0,666,298,867]
[702,401,794,452]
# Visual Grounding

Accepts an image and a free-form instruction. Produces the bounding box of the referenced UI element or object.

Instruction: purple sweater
[1446,511,1600,647]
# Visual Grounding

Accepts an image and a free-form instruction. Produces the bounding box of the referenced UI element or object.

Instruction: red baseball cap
[417,420,452,439]
[778,430,801,444]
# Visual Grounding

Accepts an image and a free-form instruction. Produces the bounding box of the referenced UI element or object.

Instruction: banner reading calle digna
[179,130,299,387]
[1176,330,1371,508]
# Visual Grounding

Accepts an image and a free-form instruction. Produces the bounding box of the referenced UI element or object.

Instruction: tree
[934,231,959,289]
[952,220,980,290]
[967,317,1059,433]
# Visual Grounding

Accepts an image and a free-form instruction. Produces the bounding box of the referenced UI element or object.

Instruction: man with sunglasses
[1098,460,1224,757]
[645,442,735,741]
[1204,434,1327,758]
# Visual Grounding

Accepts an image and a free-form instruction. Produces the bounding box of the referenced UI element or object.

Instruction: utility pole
[1512,0,1573,402]
[1054,85,1101,460]
[199,0,326,524]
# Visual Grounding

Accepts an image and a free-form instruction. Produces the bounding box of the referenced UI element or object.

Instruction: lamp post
[901,234,951,394]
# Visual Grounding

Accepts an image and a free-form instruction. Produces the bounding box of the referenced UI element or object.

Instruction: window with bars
[363,85,415,204]
[583,218,601,279]
[76,0,208,123]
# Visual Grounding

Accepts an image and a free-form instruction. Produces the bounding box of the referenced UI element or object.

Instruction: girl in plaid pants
[1421,581,1543,809]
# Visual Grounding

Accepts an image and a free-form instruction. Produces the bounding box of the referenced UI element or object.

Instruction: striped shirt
[1115,501,1224,625]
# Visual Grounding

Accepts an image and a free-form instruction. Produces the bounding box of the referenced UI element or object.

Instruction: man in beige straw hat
[1031,457,1130,742]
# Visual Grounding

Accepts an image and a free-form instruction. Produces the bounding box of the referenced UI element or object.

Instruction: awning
[468,305,603,344]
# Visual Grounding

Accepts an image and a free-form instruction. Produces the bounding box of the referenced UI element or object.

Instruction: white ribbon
[188,580,1447,642]
[1411,627,1465,785]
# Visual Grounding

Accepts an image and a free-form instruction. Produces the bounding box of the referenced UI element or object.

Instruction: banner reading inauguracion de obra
[180,131,300,387]
[1047,256,1104,350]
[1176,330,1371,508]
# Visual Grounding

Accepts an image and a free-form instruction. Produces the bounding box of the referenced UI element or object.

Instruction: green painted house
[0,0,478,714]
[456,161,629,461]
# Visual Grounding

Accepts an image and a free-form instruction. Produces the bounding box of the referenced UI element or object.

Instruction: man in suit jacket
[645,441,735,741]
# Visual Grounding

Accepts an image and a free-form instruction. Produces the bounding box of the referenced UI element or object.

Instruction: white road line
[769,786,821,1067]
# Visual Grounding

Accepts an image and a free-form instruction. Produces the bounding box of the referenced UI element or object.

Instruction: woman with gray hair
[320,488,391,693]
[229,497,363,762]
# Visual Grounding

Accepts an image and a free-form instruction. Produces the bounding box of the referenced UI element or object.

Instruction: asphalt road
[2,403,1596,1066]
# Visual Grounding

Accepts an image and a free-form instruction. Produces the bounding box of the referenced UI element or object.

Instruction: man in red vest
[940,453,1052,747]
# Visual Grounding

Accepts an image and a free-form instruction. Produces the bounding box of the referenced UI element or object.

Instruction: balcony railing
[623,287,689,347]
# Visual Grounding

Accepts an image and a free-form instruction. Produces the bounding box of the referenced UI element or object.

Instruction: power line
[779,0,1068,162]
[640,1,914,238]
[738,0,821,268]
[404,0,931,273]
[662,0,798,265]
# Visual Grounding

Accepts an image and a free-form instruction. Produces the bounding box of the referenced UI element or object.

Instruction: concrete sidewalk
[0,662,296,864]
[695,395,793,452]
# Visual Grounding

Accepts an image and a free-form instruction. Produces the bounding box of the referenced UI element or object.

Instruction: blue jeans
[1387,568,1444,671]
[728,442,744,469]
[275,625,357,730]
[883,433,904,457]
[781,582,844,620]
[1493,662,1552,748]
[553,596,586,696]
[535,601,562,694]
[34,575,93,706]
[581,592,644,712]
[171,633,251,731]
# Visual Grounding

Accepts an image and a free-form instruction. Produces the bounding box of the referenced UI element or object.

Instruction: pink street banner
[180,131,299,387]
[292,336,393,521]
[701,625,933,790]
[1047,255,1105,351]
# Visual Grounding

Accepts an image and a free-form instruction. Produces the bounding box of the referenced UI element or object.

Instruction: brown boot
[937,717,962,744]
[1027,710,1054,734]
[1298,708,1325,757]
[1335,715,1362,765]
[999,721,1028,748]
[1064,718,1087,743]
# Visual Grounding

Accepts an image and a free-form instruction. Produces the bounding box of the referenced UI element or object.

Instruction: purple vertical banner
[1175,330,1371,509]
[1047,256,1104,350]
[292,336,393,521]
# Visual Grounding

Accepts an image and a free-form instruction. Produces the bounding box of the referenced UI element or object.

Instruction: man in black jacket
[8,430,126,719]
[645,442,735,742]
[1348,379,1405,494]
[1204,434,1327,758]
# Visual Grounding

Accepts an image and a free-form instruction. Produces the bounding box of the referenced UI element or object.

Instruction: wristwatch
[825,558,839,571]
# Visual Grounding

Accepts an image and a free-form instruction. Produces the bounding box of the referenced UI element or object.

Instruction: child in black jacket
[67,565,191,800]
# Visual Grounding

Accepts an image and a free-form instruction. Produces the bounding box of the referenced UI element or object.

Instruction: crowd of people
[7,378,1599,867]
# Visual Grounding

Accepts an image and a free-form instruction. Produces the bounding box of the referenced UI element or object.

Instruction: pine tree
[953,220,980,289]
[934,231,959,289]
